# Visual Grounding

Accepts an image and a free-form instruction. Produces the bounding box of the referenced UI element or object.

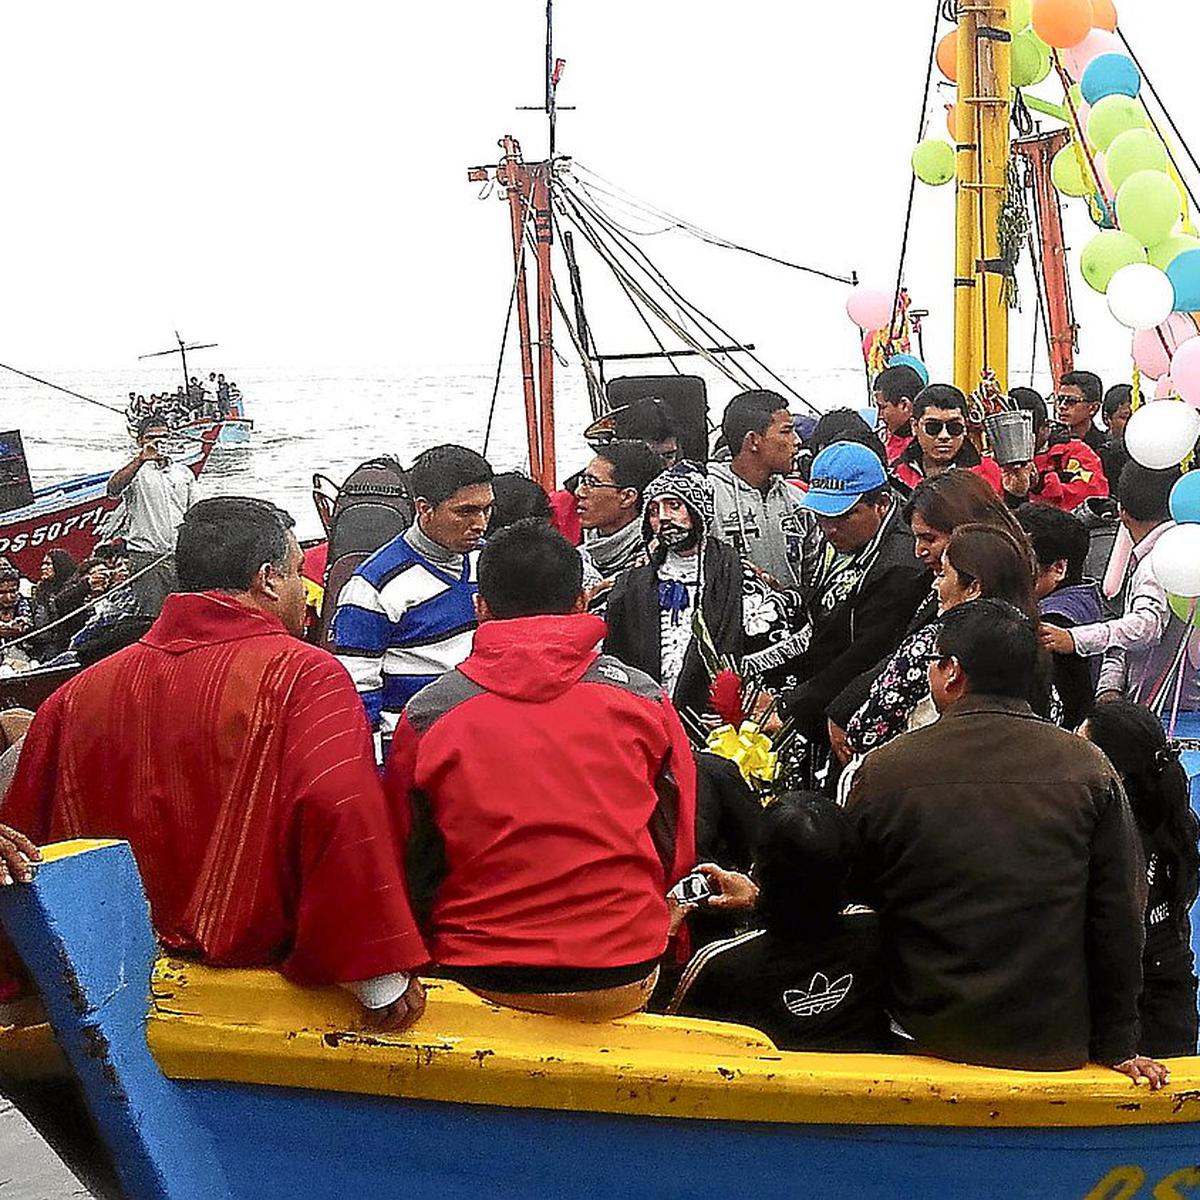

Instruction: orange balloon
[1091,0,1118,31]
[936,30,958,82]
[1031,0,1093,49]
[945,103,958,139]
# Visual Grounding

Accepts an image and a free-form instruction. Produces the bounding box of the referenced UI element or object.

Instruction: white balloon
[1106,262,1176,330]
[1124,399,1200,469]
[1153,524,1200,598]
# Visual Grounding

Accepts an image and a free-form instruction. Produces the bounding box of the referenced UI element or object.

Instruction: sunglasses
[920,418,965,438]
[1054,395,1087,407]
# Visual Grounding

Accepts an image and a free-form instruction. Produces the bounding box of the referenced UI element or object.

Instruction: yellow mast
[953,1,1012,395]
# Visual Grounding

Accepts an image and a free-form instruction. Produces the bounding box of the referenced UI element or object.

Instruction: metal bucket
[985,409,1035,466]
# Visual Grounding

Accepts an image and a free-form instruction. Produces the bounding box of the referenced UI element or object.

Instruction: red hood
[141,592,291,654]
[458,613,606,702]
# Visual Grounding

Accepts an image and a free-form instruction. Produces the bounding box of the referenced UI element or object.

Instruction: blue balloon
[885,353,930,385]
[1168,248,1200,312]
[1081,53,1142,105]
[1170,471,1200,525]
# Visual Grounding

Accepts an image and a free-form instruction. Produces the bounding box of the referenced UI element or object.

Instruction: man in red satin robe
[1,497,428,1028]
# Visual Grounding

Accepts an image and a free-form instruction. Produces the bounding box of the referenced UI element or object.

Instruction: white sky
[0,0,1196,396]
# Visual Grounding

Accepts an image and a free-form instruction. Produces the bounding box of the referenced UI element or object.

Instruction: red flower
[709,668,745,727]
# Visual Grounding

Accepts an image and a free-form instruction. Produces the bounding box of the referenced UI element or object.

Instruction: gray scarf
[583,518,644,578]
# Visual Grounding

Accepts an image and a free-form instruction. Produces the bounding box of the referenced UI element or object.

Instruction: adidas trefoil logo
[783,972,853,1018]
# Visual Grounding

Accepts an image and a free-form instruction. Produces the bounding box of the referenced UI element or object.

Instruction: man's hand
[828,720,853,767]
[0,822,39,886]
[1038,623,1076,656]
[1095,689,1123,705]
[138,441,164,464]
[695,862,759,912]
[1001,461,1038,500]
[1111,1055,1170,1091]
[750,690,783,736]
[363,977,426,1033]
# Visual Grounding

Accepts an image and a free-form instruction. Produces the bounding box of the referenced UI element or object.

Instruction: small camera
[669,871,714,904]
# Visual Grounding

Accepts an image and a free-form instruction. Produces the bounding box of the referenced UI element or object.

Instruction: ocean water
[0,360,883,544]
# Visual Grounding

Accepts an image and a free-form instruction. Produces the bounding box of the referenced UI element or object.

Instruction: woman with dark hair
[844,523,1038,755]
[1082,702,1200,1056]
[29,550,81,660]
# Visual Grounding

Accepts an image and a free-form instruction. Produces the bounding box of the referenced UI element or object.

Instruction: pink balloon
[846,287,895,331]
[1132,314,1200,379]
[1156,374,1177,399]
[1067,29,1122,76]
[1173,337,1200,406]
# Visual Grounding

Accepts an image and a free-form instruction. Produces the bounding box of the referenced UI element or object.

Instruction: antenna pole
[177,333,189,396]
[545,0,556,158]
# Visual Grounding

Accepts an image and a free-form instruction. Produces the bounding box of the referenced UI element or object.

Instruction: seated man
[387,520,696,1020]
[669,793,887,1052]
[846,599,1164,1086]
[1,498,428,1029]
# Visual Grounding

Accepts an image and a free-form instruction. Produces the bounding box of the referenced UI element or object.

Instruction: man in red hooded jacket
[387,519,696,1020]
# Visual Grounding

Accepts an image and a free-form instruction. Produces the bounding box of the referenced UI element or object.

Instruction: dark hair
[1118,462,1175,523]
[176,497,295,592]
[755,793,859,937]
[903,470,1027,542]
[477,519,583,619]
[486,472,550,536]
[1015,503,1090,585]
[1085,701,1200,931]
[873,364,923,405]
[944,524,1038,621]
[722,389,788,457]
[1009,386,1049,431]
[1060,370,1104,410]
[593,439,665,501]
[912,383,968,422]
[614,398,675,445]
[809,408,887,466]
[1103,384,1133,419]
[35,549,79,601]
[137,414,169,439]
[937,597,1039,699]
[0,566,19,585]
[408,444,493,508]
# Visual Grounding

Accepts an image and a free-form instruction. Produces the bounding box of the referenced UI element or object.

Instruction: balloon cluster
[1164,471,1200,618]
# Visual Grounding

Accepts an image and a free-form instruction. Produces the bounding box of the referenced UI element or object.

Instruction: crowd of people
[125,370,243,431]
[0,366,1197,1093]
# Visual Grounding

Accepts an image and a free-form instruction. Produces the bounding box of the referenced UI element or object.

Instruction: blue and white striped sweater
[331,532,479,734]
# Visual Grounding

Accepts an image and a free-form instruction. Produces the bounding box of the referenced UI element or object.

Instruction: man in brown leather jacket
[845,599,1165,1086]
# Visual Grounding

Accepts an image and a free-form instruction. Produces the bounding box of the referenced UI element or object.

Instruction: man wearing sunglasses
[1055,370,1109,455]
[890,385,1001,497]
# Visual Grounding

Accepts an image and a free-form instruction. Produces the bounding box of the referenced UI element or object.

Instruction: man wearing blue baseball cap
[780,442,932,762]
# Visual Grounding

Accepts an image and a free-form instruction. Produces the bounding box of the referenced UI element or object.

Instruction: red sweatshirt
[386,612,696,971]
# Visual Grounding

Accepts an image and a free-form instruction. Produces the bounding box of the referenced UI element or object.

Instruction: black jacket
[783,504,931,739]
[603,537,744,721]
[846,695,1146,1070]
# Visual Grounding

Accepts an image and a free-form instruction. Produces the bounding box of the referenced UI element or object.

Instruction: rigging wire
[570,164,857,285]
[886,0,944,343]
[0,361,125,416]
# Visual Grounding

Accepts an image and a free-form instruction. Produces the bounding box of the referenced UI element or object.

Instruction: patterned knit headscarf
[640,462,713,548]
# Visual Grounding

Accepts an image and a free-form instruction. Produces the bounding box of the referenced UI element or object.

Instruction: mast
[954,1,1012,395]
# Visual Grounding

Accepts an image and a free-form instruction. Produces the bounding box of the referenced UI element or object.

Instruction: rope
[539,213,607,405]
[887,0,943,344]
[0,361,125,416]
[0,550,172,662]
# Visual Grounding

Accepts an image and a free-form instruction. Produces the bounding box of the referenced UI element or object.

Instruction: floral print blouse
[845,621,942,755]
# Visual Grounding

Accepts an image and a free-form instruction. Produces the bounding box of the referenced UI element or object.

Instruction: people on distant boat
[386,520,695,1020]
[872,364,922,467]
[0,567,32,655]
[575,439,663,608]
[890,384,1001,496]
[1081,701,1200,1058]
[997,387,1108,512]
[28,550,81,661]
[846,599,1166,1086]
[0,497,429,1028]
[709,389,821,590]
[331,444,492,754]
[1039,463,1200,711]
[1017,503,1105,730]
[668,793,888,1052]
[217,373,232,417]
[1056,369,1109,455]
[107,415,198,617]
[486,471,551,537]
[604,463,743,719]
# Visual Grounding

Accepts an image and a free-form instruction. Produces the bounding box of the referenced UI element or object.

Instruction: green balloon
[1116,169,1183,249]
[1150,233,1200,271]
[1011,0,1032,30]
[1069,83,1084,110]
[1080,230,1148,293]
[912,138,955,186]
[1169,593,1200,627]
[1106,129,1169,191]
[1012,29,1051,88]
[1051,144,1092,198]
[1087,95,1150,152]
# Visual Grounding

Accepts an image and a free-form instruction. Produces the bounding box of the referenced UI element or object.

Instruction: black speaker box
[605,375,710,463]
